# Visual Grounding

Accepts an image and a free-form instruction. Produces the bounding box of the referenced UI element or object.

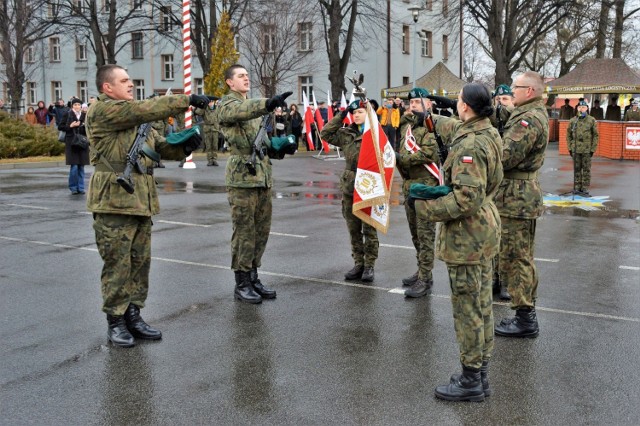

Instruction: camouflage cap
[492,84,513,98]
[408,88,430,99]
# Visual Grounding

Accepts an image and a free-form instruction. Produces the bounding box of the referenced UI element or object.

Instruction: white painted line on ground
[4,203,49,210]
[269,231,308,238]
[381,243,414,250]
[2,235,638,323]
[157,220,211,228]
[534,258,560,263]
[388,288,406,294]
[619,265,640,271]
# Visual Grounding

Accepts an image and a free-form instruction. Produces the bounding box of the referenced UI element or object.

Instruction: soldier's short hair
[96,64,126,93]
[224,64,247,82]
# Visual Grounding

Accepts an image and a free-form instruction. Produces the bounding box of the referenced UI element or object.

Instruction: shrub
[0,110,65,159]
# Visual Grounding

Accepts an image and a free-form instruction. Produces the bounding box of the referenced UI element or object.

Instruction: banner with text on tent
[352,103,396,234]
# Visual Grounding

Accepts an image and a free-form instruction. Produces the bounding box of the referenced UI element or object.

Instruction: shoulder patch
[520,120,529,127]
[462,156,473,163]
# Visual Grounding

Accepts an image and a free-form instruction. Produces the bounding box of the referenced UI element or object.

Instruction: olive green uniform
[415,116,503,369]
[85,94,189,315]
[397,114,439,281]
[496,97,548,310]
[217,90,275,272]
[195,106,220,164]
[567,114,598,193]
[624,108,640,121]
[321,115,379,268]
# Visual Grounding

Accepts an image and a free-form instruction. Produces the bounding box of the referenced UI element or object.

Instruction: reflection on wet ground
[544,198,639,219]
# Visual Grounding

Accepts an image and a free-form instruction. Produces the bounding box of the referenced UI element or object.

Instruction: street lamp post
[408,4,423,88]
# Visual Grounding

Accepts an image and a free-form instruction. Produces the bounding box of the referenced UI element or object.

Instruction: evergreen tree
[204,12,239,97]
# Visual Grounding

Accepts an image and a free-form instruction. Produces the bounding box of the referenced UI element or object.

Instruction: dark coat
[59,110,90,166]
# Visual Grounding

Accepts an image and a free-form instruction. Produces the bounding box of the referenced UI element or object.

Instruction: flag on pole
[342,91,354,125]
[327,90,334,121]
[312,91,330,152]
[403,126,443,185]
[352,102,396,234]
[302,92,315,151]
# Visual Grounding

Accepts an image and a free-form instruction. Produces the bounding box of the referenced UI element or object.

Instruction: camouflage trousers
[447,261,494,369]
[228,187,272,272]
[499,216,539,309]
[342,193,379,268]
[93,213,152,316]
[203,128,218,162]
[572,153,592,191]
[404,201,436,281]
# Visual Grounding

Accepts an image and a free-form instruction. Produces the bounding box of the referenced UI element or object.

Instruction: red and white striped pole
[182,0,196,169]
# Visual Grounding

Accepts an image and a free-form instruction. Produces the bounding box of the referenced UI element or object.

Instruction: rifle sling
[94,161,154,175]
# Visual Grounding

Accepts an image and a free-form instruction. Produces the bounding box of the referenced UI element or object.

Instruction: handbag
[58,130,66,142]
[71,131,89,150]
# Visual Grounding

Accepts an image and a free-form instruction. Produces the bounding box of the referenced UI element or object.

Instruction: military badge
[462,156,473,163]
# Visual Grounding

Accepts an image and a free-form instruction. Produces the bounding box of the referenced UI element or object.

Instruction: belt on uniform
[94,162,154,176]
[504,170,537,180]
[229,147,252,156]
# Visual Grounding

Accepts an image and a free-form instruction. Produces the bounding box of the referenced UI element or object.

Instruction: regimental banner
[352,103,396,234]
[625,127,640,150]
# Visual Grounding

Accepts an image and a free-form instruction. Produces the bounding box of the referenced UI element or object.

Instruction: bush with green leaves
[0,110,65,159]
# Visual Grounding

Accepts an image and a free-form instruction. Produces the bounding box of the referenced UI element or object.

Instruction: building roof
[547,58,640,94]
[382,62,466,99]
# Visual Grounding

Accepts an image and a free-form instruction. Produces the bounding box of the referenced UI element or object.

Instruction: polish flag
[404,126,443,185]
[302,91,315,151]
[352,102,396,234]
[327,90,334,121]
[312,91,330,152]
[342,91,354,125]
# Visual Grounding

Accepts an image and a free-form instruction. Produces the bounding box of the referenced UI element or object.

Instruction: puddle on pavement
[543,198,639,219]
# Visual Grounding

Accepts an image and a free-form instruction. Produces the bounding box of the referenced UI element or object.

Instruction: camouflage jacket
[624,109,640,121]
[85,93,189,216]
[194,106,221,137]
[495,97,548,219]
[320,114,363,195]
[489,104,513,136]
[567,115,598,154]
[416,116,503,265]
[397,114,440,196]
[217,90,273,188]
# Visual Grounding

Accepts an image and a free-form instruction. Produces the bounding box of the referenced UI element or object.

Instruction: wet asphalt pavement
[1,144,639,425]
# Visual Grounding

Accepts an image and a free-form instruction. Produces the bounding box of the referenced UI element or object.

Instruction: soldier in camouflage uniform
[624,98,640,121]
[396,88,440,297]
[567,99,599,196]
[86,64,207,348]
[217,64,293,304]
[415,83,502,402]
[494,71,549,339]
[195,98,221,166]
[320,100,379,283]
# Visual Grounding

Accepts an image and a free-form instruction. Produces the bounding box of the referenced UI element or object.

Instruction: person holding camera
[217,64,295,304]
[59,98,90,195]
[86,64,206,348]
[320,99,379,283]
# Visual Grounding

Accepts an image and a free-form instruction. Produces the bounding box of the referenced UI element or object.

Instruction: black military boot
[480,360,491,397]
[107,314,135,348]
[234,271,262,304]
[124,304,162,340]
[361,267,375,282]
[435,365,485,402]
[344,264,364,280]
[495,307,539,338]
[404,278,433,298]
[498,284,511,301]
[250,268,276,299]
[492,273,500,295]
[402,271,419,286]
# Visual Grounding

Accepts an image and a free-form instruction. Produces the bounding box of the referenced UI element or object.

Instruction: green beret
[270,134,297,152]
[492,84,513,98]
[408,88,429,99]
[349,100,366,111]
[166,126,200,145]
[409,184,452,200]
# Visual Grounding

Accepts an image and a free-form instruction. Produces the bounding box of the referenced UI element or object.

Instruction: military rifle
[116,122,159,194]
[496,103,505,137]
[418,93,448,164]
[246,114,271,176]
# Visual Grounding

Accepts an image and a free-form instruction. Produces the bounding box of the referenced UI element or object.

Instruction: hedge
[0,110,65,159]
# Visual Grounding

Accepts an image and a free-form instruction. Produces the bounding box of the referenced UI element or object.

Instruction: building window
[160,6,173,31]
[261,24,276,53]
[403,76,410,85]
[421,31,432,57]
[132,0,143,10]
[442,34,449,61]
[425,0,433,11]
[443,0,448,17]
[25,46,36,63]
[133,80,145,100]
[27,82,37,105]
[48,1,60,17]
[298,22,312,51]
[299,76,313,100]
[76,41,87,61]
[72,0,85,14]
[102,0,111,13]
[161,54,174,80]
[132,32,143,59]
[51,81,63,102]
[194,78,203,95]
[49,37,61,62]
[402,25,410,54]
[77,81,88,103]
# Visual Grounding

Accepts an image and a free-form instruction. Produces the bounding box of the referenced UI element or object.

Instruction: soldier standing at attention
[605,95,622,121]
[624,98,640,121]
[217,64,293,304]
[494,71,549,338]
[559,98,574,120]
[86,64,208,347]
[396,88,439,298]
[195,97,221,166]
[590,99,604,120]
[321,99,378,283]
[414,83,502,402]
[567,100,599,197]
